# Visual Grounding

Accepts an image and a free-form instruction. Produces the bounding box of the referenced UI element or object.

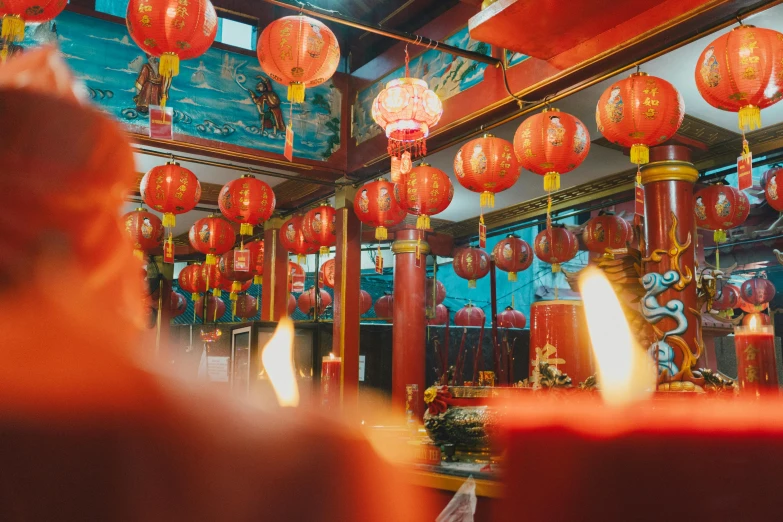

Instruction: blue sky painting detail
[505,49,529,68]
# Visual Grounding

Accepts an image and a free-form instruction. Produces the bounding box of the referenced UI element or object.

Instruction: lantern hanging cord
[500,63,552,111]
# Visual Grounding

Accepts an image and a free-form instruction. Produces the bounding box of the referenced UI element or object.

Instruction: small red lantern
[0,0,67,59]
[170,291,187,318]
[741,277,776,306]
[583,212,632,256]
[394,163,453,230]
[454,303,485,327]
[764,166,783,212]
[534,225,579,272]
[302,204,336,255]
[492,235,533,281]
[739,295,768,314]
[218,175,276,237]
[453,247,490,289]
[289,261,306,293]
[426,277,446,308]
[126,0,217,108]
[189,215,236,265]
[257,15,340,103]
[218,250,254,300]
[245,240,264,284]
[359,289,373,315]
[743,312,772,326]
[280,215,318,264]
[455,134,521,209]
[713,284,741,311]
[595,72,684,165]
[694,184,750,243]
[178,264,200,301]
[200,263,224,296]
[375,294,393,321]
[122,207,164,260]
[426,304,449,326]
[297,286,332,316]
[319,258,336,288]
[354,178,407,240]
[497,306,526,329]
[235,294,258,320]
[195,295,226,322]
[287,294,297,316]
[761,165,782,190]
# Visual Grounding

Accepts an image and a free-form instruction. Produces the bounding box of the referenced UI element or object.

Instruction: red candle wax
[321,355,342,409]
[734,324,778,396]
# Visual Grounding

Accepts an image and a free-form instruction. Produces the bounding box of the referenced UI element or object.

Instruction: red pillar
[391,228,429,415]
[261,217,289,321]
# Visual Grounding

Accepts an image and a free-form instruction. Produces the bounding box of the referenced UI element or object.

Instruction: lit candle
[321,353,342,409]
[734,315,778,396]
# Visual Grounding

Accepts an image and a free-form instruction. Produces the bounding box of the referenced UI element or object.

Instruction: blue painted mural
[505,49,529,68]
[22,12,342,161]
[352,26,491,146]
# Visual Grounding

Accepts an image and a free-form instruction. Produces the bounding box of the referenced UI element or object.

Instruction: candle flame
[749,314,759,329]
[261,318,299,407]
[580,267,654,405]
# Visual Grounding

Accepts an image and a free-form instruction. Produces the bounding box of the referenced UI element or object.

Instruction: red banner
[163,238,174,264]
[234,249,249,271]
[375,253,383,274]
[635,184,644,217]
[479,220,487,249]
[284,124,294,162]
[737,153,753,190]
[149,106,173,140]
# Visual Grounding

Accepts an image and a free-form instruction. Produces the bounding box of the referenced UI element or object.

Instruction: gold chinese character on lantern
[745,345,759,361]
[746,365,759,383]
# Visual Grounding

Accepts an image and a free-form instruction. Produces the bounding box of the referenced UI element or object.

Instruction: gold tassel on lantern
[375,226,388,241]
[508,272,517,282]
[205,254,217,265]
[630,144,649,165]
[551,263,562,273]
[157,52,180,110]
[133,249,145,260]
[212,288,221,297]
[1,15,25,62]
[254,275,263,285]
[162,213,176,228]
[230,281,241,301]
[543,172,560,192]
[240,223,254,236]
[480,191,495,208]
[416,214,431,230]
[468,279,477,289]
[297,254,306,265]
[739,105,761,132]
[288,82,305,103]
[191,293,199,301]
[320,246,330,256]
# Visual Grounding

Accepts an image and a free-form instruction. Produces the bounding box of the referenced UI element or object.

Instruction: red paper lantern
[375,294,393,320]
[764,166,783,212]
[743,312,772,326]
[170,291,186,318]
[126,0,217,108]
[454,303,485,327]
[280,215,318,263]
[245,240,264,284]
[122,208,163,259]
[359,289,373,315]
[289,261,305,293]
[514,108,590,191]
[287,293,296,316]
[178,264,200,300]
[453,247,490,289]
[534,225,579,272]
[493,235,533,281]
[426,277,446,308]
[739,295,768,314]
[497,306,526,329]
[235,294,258,319]
[189,215,236,265]
[194,295,226,322]
[393,163,453,230]
[199,262,224,296]
[354,178,407,240]
[595,72,684,165]
[297,286,332,316]
[256,15,340,103]
[218,250,255,283]
[455,134,521,208]
[583,212,632,256]
[0,0,66,57]
[218,175,276,236]
[319,258,336,288]
[140,162,201,228]
[426,304,449,326]
[713,284,740,311]
[694,185,750,243]
[741,277,776,305]
[301,205,336,255]
[761,165,782,190]
[695,26,783,133]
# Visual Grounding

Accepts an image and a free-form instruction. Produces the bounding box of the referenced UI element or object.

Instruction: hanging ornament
[354,178,407,240]
[713,284,740,312]
[170,291,187,319]
[740,276,776,306]
[492,235,533,281]
[178,264,201,301]
[739,295,768,314]
[425,277,446,308]
[694,184,749,270]
[195,295,226,322]
[534,225,579,273]
[359,289,373,315]
[256,15,340,103]
[218,174,276,237]
[497,306,526,329]
[319,258,336,288]
[393,163,453,230]
[301,204,336,255]
[235,294,258,319]
[765,166,783,212]
[455,134,521,208]
[245,240,265,285]
[582,211,633,258]
[375,294,394,321]
[288,261,306,293]
[218,249,254,301]
[454,303,485,327]
[453,247,491,289]
[372,48,443,173]
[122,207,164,260]
[297,286,332,316]
[126,0,217,109]
[200,262,224,297]
[0,0,66,60]
[426,304,449,326]
[280,215,318,264]
[188,215,236,265]
[595,72,684,166]
[217,274,251,301]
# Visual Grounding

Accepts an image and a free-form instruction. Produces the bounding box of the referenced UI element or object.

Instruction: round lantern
[289,261,306,293]
[534,225,579,272]
[194,295,226,322]
[200,262,224,296]
[375,294,393,320]
[497,306,526,329]
[743,312,772,326]
[126,0,217,108]
[218,250,255,283]
[583,212,632,256]
[454,303,486,327]
[595,72,684,165]
[453,247,490,289]
[694,184,750,243]
[301,204,336,255]
[739,295,768,314]
[740,277,776,306]
[514,108,590,192]
[246,240,264,284]
[455,134,521,208]
[359,289,373,315]
[492,235,533,281]
[256,15,340,103]
[713,284,740,311]
[762,165,782,190]
[426,304,449,326]
[235,294,258,320]
[170,291,187,318]
[765,166,783,212]
[0,0,67,58]
[319,258,336,288]
[393,163,453,230]
[297,286,332,316]
[122,208,164,259]
[287,293,297,316]
[280,215,318,263]
[695,26,783,133]
[178,264,201,301]
[218,175,276,237]
[140,162,201,228]
[426,278,446,309]
[354,178,407,240]
[189,215,236,265]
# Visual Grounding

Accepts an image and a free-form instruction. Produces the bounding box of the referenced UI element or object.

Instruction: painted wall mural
[352,26,491,145]
[20,12,341,161]
[505,49,529,68]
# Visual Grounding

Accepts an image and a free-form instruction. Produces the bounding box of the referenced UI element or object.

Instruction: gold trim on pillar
[392,238,431,255]
[640,161,699,185]
[335,178,357,210]
[338,207,348,401]
[264,217,285,321]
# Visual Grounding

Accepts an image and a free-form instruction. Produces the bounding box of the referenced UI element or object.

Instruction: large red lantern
[426,304,449,326]
[319,258,335,288]
[375,294,393,321]
[245,240,264,284]
[583,212,632,257]
[713,284,740,311]
[695,26,783,134]
[739,296,768,314]
[140,162,201,229]
[298,286,332,316]
[170,291,187,318]
[764,166,783,212]
[122,208,163,259]
[189,215,236,265]
[354,179,407,240]
[218,250,255,283]
[426,277,446,309]
[740,277,776,306]
[453,247,491,289]
[218,175,276,237]
[280,215,318,263]
[0,0,66,59]
[694,184,750,243]
[302,204,336,255]
[359,289,373,315]
[534,225,579,272]
[257,15,340,103]
[200,262,224,296]
[126,0,217,108]
[497,306,526,329]
[393,163,453,230]
[195,295,226,322]
[595,72,684,165]
[235,294,258,320]
[492,235,533,281]
[455,134,521,209]
[454,303,485,327]
[178,264,200,301]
